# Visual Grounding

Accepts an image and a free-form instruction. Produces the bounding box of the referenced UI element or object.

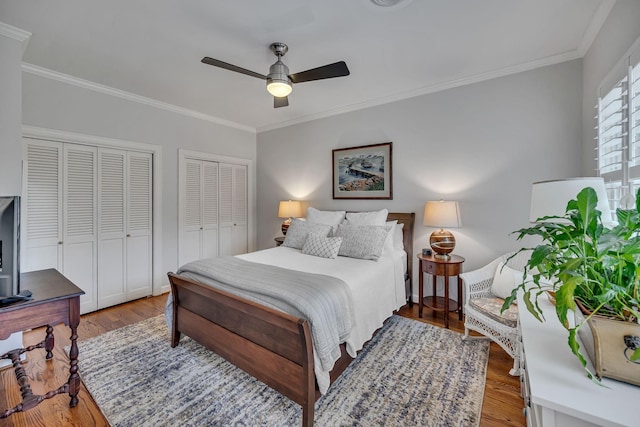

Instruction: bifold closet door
[181,159,219,266]
[125,152,152,300]
[218,163,247,256]
[97,148,127,308]
[98,149,152,308]
[24,140,98,314]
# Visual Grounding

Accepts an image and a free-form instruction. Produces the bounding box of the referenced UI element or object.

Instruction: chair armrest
[460,258,502,303]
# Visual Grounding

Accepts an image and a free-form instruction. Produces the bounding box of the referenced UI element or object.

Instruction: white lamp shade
[529,177,612,224]
[278,200,303,218]
[423,200,461,228]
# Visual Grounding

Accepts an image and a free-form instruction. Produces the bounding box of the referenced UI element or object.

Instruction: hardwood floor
[0,295,525,426]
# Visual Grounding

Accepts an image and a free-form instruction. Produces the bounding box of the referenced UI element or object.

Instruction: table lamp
[423,200,461,259]
[529,177,613,226]
[278,200,303,235]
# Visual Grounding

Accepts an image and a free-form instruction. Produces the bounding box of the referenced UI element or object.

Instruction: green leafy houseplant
[504,187,640,381]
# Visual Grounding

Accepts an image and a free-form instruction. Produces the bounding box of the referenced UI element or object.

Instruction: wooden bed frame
[167,212,414,426]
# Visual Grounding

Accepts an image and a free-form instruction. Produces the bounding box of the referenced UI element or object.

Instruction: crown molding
[257,49,581,133]
[21,62,256,134]
[577,0,616,56]
[0,22,31,55]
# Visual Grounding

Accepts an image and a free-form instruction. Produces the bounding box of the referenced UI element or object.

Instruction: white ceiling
[0,0,613,133]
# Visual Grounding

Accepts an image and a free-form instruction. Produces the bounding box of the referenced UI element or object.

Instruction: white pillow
[344,209,388,225]
[382,220,398,253]
[306,207,346,232]
[334,224,391,261]
[283,219,332,250]
[491,261,520,302]
[393,222,405,251]
[301,233,343,259]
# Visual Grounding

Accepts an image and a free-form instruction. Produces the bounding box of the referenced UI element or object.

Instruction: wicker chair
[460,251,531,376]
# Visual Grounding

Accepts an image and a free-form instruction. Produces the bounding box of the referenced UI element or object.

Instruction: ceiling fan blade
[289,61,350,84]
[201,57,267,80]
[274,96,289,108]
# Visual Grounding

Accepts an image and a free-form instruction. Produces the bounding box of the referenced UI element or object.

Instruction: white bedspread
[236,247,407,360]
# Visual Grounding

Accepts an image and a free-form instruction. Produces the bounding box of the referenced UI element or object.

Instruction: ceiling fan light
[267,80,292,97]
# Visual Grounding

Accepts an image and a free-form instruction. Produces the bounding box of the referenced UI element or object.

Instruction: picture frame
[332,142,392,199]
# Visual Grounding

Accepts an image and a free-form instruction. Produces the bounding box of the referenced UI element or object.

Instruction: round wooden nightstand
[417,253,465,328]
[274,236,285,247]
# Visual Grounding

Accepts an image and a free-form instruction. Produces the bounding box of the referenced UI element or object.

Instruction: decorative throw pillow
[306,207,346,234]
[344,208,388,225]
[491,262,520,302]
[334,224,391,261]
[301,233,343,259]
[283,219,332,250]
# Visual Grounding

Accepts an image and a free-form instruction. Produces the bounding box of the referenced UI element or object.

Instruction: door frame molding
[22,125,164,297]
[178,149,254,262]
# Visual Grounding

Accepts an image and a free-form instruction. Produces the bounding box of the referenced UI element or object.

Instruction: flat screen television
[0,196,20,297]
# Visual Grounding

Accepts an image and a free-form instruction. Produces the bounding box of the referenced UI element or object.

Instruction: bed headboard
[388,212,415,302]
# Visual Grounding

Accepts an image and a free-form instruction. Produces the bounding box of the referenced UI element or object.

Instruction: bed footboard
[167,272,316,426]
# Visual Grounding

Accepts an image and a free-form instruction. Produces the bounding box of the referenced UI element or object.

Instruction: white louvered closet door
[23,139,63,273]
[232,164,248,255]
[180,160,219,266]
[181,159,203,266]
[201,161,219,259]
[218,163,247,256]
[98,148,127,308]
[63,144,98,314]
[126,151,152,299]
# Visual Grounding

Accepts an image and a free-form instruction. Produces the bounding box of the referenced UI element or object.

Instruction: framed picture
[332,142,392,199]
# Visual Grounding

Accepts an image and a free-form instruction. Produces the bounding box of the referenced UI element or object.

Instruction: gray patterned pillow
[283,219,332,249]
[334,224,391,261]
[301,233,343,259]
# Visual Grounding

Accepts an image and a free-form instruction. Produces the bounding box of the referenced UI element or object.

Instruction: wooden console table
[0,269,84,419]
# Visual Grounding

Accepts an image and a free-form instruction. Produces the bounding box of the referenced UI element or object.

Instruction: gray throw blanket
[166,256,355,392]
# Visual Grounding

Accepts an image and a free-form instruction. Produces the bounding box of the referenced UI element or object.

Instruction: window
[597,41,640,220]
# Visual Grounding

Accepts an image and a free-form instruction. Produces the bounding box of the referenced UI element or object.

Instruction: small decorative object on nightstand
[274,236,285,247]
[277,200,303,235]
[423,200,461,259]
[417,253,464,328]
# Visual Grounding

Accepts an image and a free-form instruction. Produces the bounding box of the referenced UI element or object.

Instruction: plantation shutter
[628,62,640,191]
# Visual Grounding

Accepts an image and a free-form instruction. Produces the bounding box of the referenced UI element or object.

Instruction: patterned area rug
[77,315,489,426]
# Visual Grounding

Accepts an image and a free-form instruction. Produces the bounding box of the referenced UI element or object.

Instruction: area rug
[76,315,489,426]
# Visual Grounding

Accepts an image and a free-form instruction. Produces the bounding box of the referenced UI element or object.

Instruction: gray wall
[582,1,640,174]
[257,60,584,290]
[20,71,257,287]
[0,27,25,196]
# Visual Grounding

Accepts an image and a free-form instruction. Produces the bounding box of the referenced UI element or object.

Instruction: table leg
[418,262,424,318]
[431,274,437,318]
[68,298,80,407]
[444,273,450,329]
[44,324,54,360]
[458,276,463,320]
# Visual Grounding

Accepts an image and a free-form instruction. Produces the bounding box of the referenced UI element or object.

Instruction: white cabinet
[23,139,152,314]
[179,155,248,264]
[519,294,640,427]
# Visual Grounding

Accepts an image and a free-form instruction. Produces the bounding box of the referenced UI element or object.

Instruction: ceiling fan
[201,42,350,108]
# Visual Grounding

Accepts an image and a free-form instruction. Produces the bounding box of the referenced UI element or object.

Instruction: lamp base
[281,218,292,235]
[430,229,455,258]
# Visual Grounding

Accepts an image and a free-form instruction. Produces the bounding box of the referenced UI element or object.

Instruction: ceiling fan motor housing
[267,60,292,97]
